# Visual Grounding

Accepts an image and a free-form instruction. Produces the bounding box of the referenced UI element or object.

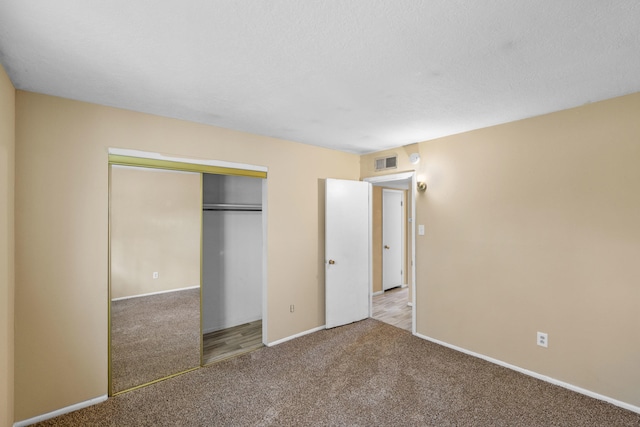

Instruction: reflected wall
[109,165,201,394]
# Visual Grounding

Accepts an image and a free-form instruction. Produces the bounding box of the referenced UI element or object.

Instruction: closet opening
[201,173,264,364]
[108,150,268,396]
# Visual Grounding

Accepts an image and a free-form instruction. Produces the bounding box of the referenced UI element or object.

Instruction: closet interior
[202,173,264,364]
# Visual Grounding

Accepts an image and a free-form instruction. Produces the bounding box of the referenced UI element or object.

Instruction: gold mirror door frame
[108,155,267,396]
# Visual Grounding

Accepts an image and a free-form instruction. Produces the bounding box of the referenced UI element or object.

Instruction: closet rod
[203,203,262,212]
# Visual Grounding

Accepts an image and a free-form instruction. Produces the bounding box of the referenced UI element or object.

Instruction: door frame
[363,171,416,334]
[107,148,269,395]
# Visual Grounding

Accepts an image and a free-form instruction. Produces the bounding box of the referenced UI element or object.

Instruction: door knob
[328,259,336,265]
[384,245,390,249]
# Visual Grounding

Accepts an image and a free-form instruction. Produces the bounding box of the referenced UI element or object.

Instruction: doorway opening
[364,172,416,333]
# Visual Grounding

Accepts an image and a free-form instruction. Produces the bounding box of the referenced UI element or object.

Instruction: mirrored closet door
[109,165,202,394]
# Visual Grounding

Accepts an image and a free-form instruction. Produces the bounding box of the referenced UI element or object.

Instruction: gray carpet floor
[111,288,201,393]
[42,319,639,426]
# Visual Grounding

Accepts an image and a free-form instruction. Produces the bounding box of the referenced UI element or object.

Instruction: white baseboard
[14,394,108,427]
[267,325,325,347]
[372,290,384,296]
[111,285,199,301]
[414,332,640,415]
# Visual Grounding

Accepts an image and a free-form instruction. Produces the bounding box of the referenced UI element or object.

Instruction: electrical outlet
[290,304,295,313]
[152,272,159,279]
[537,332,548,348]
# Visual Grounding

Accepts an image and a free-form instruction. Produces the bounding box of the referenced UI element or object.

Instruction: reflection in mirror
[109,165,202,394]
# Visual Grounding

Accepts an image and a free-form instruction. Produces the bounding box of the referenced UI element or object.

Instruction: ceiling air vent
[375,155,397,171]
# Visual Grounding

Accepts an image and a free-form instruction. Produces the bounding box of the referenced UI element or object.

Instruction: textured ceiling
[1,1,639,154]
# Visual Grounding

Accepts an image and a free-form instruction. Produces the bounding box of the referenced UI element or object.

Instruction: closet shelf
[203,203,262,212]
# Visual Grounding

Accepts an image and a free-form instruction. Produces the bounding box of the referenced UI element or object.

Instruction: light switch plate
[418,225,425,235]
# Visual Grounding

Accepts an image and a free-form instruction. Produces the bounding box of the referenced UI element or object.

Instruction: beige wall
[0,64,15,427]
[362,92,640,408]
[12,82,640,420]
[14,91,359,421]
[110,166,201,299]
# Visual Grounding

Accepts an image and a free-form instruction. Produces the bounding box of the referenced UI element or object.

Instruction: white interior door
[325,178,371,329]
[382,189,403,290]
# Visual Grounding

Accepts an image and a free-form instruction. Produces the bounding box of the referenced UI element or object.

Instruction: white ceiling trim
[107,148,268,173]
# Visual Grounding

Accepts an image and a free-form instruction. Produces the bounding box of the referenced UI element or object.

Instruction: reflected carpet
[111,288,200,393]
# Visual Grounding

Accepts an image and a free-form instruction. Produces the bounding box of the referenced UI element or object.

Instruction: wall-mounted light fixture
[417,181,427,192]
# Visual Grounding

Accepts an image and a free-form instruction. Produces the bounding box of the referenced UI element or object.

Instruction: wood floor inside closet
[203,320,263,365]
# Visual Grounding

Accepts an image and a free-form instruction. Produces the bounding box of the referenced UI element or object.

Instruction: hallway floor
[372,286,411,331]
